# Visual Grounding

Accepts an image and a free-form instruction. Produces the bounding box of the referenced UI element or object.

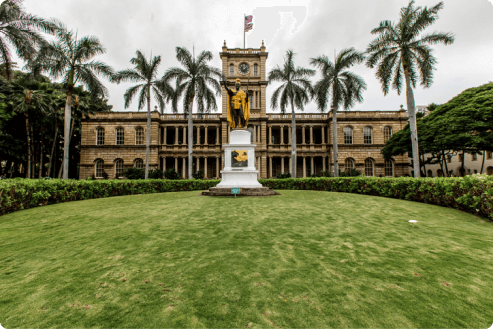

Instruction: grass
[1,190,493,328]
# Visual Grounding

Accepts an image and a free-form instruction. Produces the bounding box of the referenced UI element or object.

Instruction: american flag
[245,15,253,32]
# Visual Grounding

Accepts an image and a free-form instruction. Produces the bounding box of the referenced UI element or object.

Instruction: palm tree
[112,50,173,179]
[311,48,366,177]
[31,23,114,179]
[366,0,454,177]
[162,47,222,179]
[0,0,58,80]
[268,50,315,178]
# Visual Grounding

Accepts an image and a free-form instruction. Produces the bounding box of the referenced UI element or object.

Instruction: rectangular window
[487,151,492,159]
[116,128,124,145]
[364,127,372,145]
[472,153,477,161]
[136,128,144,145]
[97,129,105,145]
[344,127,353,145]
[447,155,452,163]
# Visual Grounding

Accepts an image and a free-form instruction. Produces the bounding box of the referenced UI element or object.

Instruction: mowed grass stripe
[0,190,492,328]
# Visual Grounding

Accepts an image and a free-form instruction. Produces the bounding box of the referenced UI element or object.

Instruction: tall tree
[0,0,57,80]
[311,48,366,177]
[162,47,222,179]
[268,50,315,178]
[366,0,454,178]
[31,23,113,179]
[112,50,172,179]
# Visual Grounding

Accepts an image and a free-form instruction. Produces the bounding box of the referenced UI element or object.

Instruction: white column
[269,126,272,145]
[269,156,273,178]
[323,157,326,171]
[183,127,187,144]
[175,157,178,171]
[310,126,313,144]
[281,157,284,173]
[175,127,178,145]
[302,126,306,144]
[288,126,291,145]
[163,156,166,171]
[164,127,167,145]
[321,126,325,144]
[182,157,186,178]
[204,157,208,178]
[311,157,314,175]
[253,125,257,143]
[280,126,284,144]
[205,126,208,145]
[289,157,292,175]
[196,157,200,171]
[197,126,201,145]
[216,126,220,145]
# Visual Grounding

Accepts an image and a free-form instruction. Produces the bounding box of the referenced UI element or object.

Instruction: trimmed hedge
[1,176,492,220]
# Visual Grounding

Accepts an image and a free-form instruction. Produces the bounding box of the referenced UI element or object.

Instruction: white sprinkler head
[409,220,418,227]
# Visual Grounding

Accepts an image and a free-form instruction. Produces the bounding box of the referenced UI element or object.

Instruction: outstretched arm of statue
[221,79,233,96]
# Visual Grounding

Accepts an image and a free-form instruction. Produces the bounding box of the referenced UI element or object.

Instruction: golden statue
[222,78,251,129]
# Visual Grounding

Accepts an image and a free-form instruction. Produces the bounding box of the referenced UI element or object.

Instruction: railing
[268,114,329,120]
[160,114,221,120]
[226,49,262,54]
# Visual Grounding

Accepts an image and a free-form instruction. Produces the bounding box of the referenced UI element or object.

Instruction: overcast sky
[21,0,493,113]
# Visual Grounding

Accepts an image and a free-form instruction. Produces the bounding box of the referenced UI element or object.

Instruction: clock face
[238,62,250,75]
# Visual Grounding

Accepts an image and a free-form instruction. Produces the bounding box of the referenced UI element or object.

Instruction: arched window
[427,169,433,177]
[134,158,143,169]
[96,127,105,145]
[115,159,124,178]
[254,63,258,76]
[344,126,353,144]
[344,158,355,171]
[229,64,234,76]
[437,169,444,177]
[365,158,374,176]
[116,127,124,145]
[95,159,104,178]
[385,159,394,177]
[135,127,144,145]
[364,126,373,145]
[487,167,493,176]
[384,126,392,142]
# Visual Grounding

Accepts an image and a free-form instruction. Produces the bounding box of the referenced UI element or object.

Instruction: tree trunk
[5,159,12,178]
[331,106,339,177]
[421,154,427,177]
[461,150,465,177]
[481,150,485,174]
[290,100,297,178]
[30,122,35,178]
[403,68,420,178]
[58,117,75,179]
[25,113,32,179]
[38,126,45,178]
[145,93,151,180]
[442,150,449,177]
[63,86,73,179]
[188,98,194,179]
[47,120,59,178]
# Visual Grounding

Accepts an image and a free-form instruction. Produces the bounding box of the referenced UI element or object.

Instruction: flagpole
[243,14,245,49]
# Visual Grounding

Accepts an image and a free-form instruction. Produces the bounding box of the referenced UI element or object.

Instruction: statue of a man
[222,78,251,129]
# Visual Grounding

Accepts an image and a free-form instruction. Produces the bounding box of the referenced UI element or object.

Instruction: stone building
[79,43,410,180]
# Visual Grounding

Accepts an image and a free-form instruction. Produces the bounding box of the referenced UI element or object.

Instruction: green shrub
[193,170,204,180]
[320,170,332,177]
[339,168,362,177]
[148,169,164,179]
[276,173,292,179]
[164,169,181,180]
[123,168,145,180]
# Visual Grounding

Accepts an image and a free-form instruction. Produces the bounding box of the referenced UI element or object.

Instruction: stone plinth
[202,187,279,197]
[216,130,262,188]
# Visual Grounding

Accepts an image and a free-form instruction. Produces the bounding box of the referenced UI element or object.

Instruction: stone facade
[79,44,410,180]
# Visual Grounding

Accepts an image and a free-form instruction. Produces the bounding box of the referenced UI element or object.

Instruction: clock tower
[219,40,268,118]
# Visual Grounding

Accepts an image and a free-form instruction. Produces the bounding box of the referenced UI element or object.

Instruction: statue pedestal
[216,129,262,188]
[202,129,278,196]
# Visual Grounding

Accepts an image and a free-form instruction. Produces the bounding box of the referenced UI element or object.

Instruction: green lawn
[1,190,492,328]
